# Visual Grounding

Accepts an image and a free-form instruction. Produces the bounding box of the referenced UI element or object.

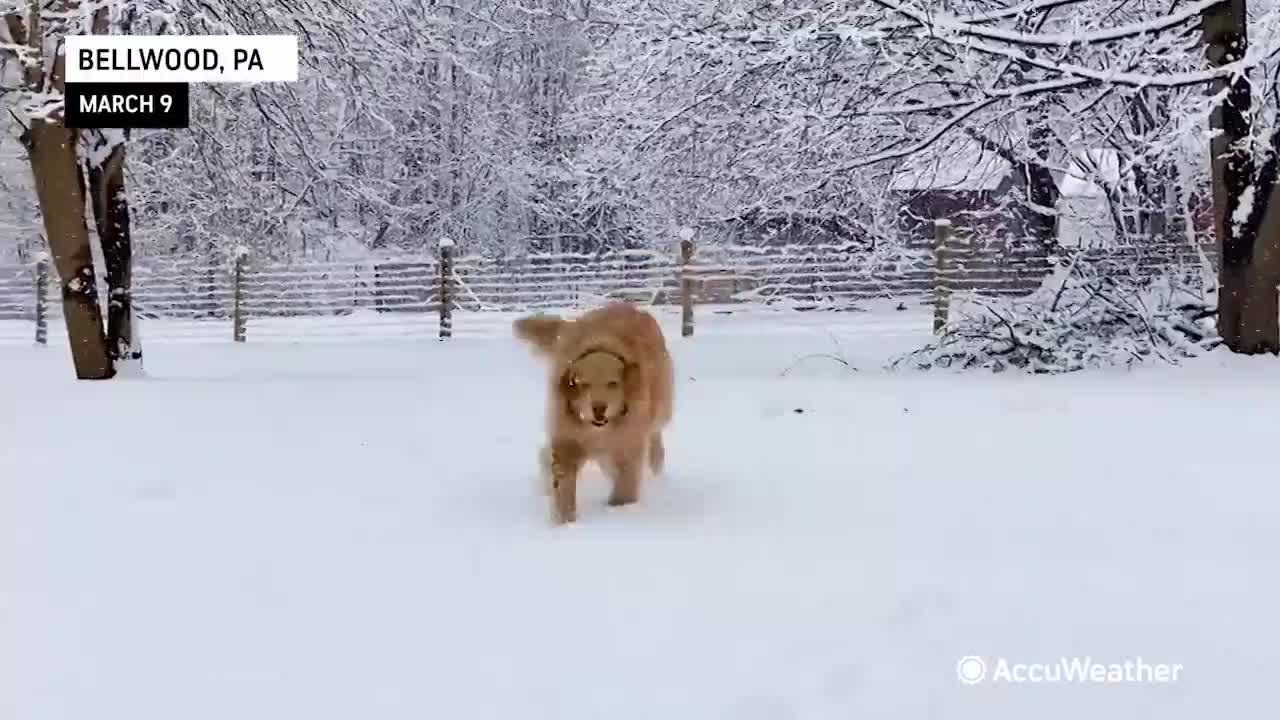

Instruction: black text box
[64,82,189,129]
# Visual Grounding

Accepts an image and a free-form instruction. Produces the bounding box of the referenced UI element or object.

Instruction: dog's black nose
[592,403,607,420]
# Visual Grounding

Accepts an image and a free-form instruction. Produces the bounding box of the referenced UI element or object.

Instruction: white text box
[65,35,298,84]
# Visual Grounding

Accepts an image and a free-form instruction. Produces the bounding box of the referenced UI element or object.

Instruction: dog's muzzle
[588,404,627,427]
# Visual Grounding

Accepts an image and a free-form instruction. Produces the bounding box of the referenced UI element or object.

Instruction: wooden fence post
[438,236,454,339]
[678,227,695,337]
[33,252,49,345]
[932,220,954,334]
[232,247,248,342]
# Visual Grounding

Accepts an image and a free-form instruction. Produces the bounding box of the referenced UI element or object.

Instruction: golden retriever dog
[513,301,674,525]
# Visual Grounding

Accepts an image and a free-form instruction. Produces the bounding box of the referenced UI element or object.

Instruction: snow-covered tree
[5,0,1279,357]
[2,0,142,378]
[1203,0,1280,353]
[571,0,1280,353]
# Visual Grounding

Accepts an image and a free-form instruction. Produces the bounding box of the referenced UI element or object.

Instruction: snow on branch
[570,0,1270,229]
[871,0,1222,49]
[892,262,1220,374]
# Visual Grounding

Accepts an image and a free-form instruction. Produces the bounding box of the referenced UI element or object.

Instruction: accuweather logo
[956,655,1184,685]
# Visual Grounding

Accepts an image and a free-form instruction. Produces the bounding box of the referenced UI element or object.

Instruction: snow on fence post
[932,220,955,334]
[33,252,49,345]
[438,236,454,339]
[232,246,248,342]
[678,227,695,337]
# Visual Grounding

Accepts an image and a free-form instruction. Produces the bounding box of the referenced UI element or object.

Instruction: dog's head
[560,349,637,429]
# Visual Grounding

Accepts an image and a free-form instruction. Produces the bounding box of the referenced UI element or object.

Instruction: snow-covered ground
[0,302,928,345]
[2,307,1276,719]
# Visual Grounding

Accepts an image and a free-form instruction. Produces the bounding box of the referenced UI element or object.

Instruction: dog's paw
[545,484,576,525]
[606,493,638,508]
[550,504,576,526]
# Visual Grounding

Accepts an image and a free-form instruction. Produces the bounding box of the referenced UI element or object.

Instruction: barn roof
[888,139,1013,192]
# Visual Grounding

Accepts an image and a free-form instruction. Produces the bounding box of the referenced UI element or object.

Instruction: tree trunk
[9,0,115,378]
[27,120,114,379]
[1203,0,1280,352]
[85,2,140,368]
[1024,163,1060,253]
[1238,126,1280,350]
[86,137,142,367]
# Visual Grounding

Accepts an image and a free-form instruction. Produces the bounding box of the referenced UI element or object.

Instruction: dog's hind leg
[648,432,665,478]
[547,441,585,525]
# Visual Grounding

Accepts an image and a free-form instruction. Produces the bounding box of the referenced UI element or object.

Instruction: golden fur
[513,302,674,525]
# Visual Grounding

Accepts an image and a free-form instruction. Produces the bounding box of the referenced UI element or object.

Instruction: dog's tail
[513,313,565,356]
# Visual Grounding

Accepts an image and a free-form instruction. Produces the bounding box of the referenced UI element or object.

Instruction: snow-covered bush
[890,259,1220,373]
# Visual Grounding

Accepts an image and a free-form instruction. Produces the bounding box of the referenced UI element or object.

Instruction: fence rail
[0,239,1210,345]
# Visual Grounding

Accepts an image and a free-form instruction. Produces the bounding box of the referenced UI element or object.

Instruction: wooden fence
[0,237,1212,344]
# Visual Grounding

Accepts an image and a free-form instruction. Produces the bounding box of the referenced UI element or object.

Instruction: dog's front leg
[546,441,584,525]
[605,447,644,507]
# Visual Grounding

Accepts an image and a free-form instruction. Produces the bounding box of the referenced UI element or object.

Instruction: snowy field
[2,307,1277,719]
[0,302,930,345]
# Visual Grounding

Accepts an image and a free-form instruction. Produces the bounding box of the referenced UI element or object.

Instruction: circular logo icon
[956,655,986,685]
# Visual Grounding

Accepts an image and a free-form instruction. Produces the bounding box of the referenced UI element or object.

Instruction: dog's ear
[622,359,645,392]
[559,366,578,393]
[559,366,579,419]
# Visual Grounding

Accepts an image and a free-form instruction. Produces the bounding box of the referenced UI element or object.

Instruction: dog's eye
[607,381,620,389]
